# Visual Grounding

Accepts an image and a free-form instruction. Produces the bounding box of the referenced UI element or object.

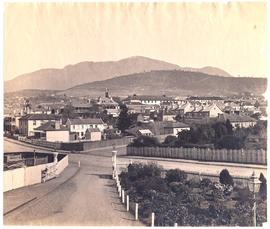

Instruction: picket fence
[127,146,267,165]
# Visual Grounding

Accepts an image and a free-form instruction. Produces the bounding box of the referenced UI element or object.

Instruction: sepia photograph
[2,1,268,227]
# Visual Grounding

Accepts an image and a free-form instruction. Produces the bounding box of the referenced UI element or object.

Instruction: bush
[163,135,178,147]
[200,178,213,189]
[130,135,161,147]
[126,162,162,181]
[215,135,244,149]
[259,173,267,200]
[219,169,234,186]
[165,169,187,183]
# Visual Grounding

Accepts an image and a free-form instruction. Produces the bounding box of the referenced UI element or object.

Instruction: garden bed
[119,162,267,226]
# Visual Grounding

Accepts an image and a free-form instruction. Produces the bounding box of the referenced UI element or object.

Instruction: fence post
[78,160,80,168]
[135,203,138,220]
[174,223,178,227]
[112,150,117,178]
[122,190,125,203]
[126,195,129,211]
[119,185,122,198]
[151,212,155,227]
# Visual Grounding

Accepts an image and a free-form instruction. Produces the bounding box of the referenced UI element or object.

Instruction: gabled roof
[68,118,104,125]
[34,121,69,131]
[137,129,153,134]
[19,114,61,121]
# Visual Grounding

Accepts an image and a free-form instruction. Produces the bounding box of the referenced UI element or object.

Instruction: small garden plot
[119,162,267,226]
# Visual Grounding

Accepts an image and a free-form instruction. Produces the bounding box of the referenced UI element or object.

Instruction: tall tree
[117,104,132,132]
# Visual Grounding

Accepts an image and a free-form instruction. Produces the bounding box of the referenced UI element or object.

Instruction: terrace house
[19,114,61,137]
[66,118,106,140]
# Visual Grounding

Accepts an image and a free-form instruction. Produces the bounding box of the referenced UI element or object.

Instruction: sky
[3,1,268,81]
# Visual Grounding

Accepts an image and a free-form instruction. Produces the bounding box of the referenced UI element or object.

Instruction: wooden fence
[127,146,267,165]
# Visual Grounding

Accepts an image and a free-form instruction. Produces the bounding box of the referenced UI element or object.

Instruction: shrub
[163,135,178,147]
[215,135,244,149]
[130,135,160,147]
[259,173,267,200]
[200,178,213,189]
[165,169,187,183]
[219,169,234,186]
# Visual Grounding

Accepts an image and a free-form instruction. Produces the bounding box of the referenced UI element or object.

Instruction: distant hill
[61,70,267,97]
[4,56,234,92]
[4,89,61,98]
[4,56,181,92]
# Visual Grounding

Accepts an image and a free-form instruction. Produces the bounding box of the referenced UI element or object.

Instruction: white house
[66,118,106,140]
[203,104,223,118]
[137,129,154,137]
[219,114,257,129]
[85,128,102,141]
[163,122,190,136]
[33,121,72,142]
[19,114,62,137]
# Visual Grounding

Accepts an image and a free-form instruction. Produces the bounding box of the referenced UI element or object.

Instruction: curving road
[4,139,143,226]
[3,138,267,226]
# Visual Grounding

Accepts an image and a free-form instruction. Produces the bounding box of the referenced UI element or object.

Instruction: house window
[73,125,75,130]
[33,120,36,125]
[81,125,83,129]
[81,132,84,136]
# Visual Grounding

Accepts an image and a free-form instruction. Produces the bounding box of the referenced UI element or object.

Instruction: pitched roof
[34,121,69,131]
[19,114,61,121]
[71,102,92,108]
[86,128,101,133]
[68,118,104,125]
[124,95,174,102]
[220,114,257,123]
[163,121,190,128]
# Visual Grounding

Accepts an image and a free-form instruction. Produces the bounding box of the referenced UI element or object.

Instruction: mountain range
[5,56,234,93]
[4,56,267,97]
[61,70,267,97]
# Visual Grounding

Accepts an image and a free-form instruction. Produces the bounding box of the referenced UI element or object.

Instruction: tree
[131,135,160,147]
[259,173,267,200]
[163,135,178,147]
[225,119,233,135]
[61,104,77,124]
[165,169,187,183]
[215,135,244,149]
[116,104,132,132]
[219,169,234,186]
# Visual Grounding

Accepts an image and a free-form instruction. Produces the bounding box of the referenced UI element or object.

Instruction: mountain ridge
[4,56,234,92]
[60,70,266,97]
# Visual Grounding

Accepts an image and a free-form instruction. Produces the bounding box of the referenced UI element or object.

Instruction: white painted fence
[3,154,68,192]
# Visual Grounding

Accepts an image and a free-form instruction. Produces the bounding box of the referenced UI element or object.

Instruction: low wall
[127,146,267,165]
[3,154,68,192]
[56,154,69,175]
[83,137,134,151]
[17,136,134,151]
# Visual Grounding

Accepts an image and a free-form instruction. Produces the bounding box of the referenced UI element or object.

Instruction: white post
[135,203,138,220]
[151,212,155,227]
[112,150,117,178]
[126,195,129,211]
[119,186,122,198]
[78,160,80,167]
[174,223,178,227]
[122,190,125,203]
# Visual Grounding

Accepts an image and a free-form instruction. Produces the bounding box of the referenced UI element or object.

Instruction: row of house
[18,114,107,142]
